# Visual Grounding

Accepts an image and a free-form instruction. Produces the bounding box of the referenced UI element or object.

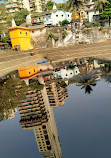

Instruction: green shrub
[93,21,100,27]
[48,32,54,39]
[99,26,104,31]
[59,21,62,26]
[62,31,68,39]
[53,35,59,41]
[59,20,69,26]
[60,81,67,88]
[25,24,29,27]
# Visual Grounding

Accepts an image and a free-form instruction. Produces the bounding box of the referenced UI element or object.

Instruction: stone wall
[52,27,111,47]
[33,27,111,48]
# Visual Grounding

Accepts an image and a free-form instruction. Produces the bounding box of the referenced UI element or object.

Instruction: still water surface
[0,58,111,158]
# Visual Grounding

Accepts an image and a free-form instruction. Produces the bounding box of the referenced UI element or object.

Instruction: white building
[54,66,80,79]
[44,9,72,26]
[83,0,99,23]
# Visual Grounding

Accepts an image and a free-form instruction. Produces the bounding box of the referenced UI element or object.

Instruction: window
[26,32,28,36]
[61,15,63,17]
[42,125,46,129]
[56,15,58,17]
[34,69,35,72]
[68,14,69,17]
[32,31,34,33]
[29,72,30,74]
[66,74,68,76]
[20,32,22,34]
[40,29,42,32]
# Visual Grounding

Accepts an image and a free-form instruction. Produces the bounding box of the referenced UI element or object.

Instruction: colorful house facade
[8,26,33,51]
[18,66,38,80]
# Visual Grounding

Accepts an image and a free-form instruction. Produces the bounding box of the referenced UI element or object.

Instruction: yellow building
[8,26,33,51]
[18,66,38,79]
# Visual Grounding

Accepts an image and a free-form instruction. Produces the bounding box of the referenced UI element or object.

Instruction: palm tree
[94,0,109,13]
[68,0,82,10]
[76,73,97,94]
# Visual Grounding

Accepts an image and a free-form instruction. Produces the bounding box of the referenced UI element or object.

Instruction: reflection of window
[42,125,46,129]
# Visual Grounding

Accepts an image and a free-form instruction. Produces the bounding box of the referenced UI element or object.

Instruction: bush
[93,21,100,27]
[85,21,100,28]
[60,81,67,88]
[59,20,69,26]
[62,31,68,39]
[53,35,59,41]
[99,26,104,31]
[48,32,54,39]
[59,21,62,26]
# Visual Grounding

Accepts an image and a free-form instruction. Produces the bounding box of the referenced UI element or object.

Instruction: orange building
[8,26,33,51]
[18,66,38,80]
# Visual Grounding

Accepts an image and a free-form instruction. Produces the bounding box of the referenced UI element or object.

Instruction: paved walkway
[0,50,44,77]
[38,40,111,62]
[0,40,111,77]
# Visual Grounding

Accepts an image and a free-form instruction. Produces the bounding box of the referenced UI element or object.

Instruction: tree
[0,6,13,43]
[14,9,29,26]
[76,73,97,94]
[45,1,54,11]
[94,0,109,13]
[0,71,27,121]
[101,2,111,26]
[67,0,82,10]
[56,2,69,11]
[29,79,44,90]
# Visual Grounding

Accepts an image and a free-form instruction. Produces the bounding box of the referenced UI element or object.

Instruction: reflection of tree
[105,75,111,83]
[29,79,44,90]
[77,73,97,94]
[102,63,111,83]
[0,72,27,121]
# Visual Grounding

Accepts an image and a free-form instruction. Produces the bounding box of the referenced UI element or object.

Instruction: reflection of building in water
[4,108,17,120]
[54,66,80,79]
[45,81,68,107]
[19,87,62,158]
[93,60,105,69]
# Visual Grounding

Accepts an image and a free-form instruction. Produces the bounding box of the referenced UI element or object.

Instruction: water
[0,58,111,158]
